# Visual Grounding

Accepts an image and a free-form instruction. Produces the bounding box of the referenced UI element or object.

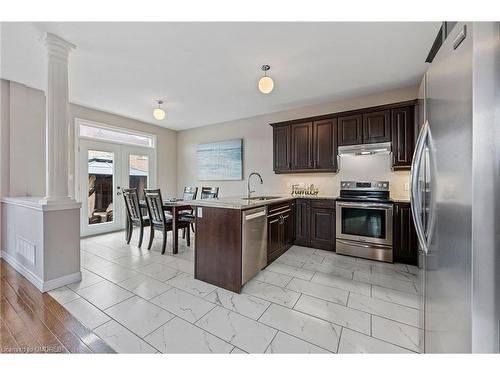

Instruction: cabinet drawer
[310,199,335,209]
[268,201,292,217]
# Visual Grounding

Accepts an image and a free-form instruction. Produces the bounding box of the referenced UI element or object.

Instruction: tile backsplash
[276,154,410,199]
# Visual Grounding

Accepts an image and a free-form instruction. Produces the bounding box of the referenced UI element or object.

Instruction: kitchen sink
[243,196,281,201]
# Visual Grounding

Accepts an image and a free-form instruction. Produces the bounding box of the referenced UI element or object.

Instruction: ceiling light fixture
[153,100,166,120]
[258,65,274,94]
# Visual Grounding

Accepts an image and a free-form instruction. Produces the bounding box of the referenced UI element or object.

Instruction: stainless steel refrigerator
[412,22,500,353]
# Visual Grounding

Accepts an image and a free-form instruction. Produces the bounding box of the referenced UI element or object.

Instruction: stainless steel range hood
[338,141,392,156]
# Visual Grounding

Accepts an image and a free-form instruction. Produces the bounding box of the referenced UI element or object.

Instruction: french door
[79,139,156,236]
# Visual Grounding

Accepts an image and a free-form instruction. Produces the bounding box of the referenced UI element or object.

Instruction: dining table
[136,199,194,254]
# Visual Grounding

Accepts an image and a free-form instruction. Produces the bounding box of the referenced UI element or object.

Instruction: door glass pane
[341,207,386,239]
[129,154,149,200]
[88,150,114,225]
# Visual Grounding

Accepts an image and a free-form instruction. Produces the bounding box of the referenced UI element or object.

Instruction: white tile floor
[50,230,423,354]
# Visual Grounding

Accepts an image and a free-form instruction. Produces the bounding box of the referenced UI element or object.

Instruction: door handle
[410,121,429,254]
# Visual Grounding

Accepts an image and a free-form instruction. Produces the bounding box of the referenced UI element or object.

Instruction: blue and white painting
[197,139,243,181]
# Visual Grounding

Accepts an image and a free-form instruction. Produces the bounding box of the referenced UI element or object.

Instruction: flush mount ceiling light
[153,100,166,120]
[258,65,274,94]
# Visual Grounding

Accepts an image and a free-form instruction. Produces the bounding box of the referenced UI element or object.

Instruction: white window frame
[75,118,157,148]
[74,118,158,203]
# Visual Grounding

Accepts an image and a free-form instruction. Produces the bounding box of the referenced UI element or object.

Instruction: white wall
[177,86,417,199]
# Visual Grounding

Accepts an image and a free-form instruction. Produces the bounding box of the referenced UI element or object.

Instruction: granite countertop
[185,195,340,210]
[184,196,295,210]
[185,195,409,209]
[391,197,411,203]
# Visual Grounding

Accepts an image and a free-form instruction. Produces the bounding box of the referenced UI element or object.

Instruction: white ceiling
[0,22,440,130]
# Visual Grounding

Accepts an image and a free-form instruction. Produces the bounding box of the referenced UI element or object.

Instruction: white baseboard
[0,250,81,292]
[43,271,82,292]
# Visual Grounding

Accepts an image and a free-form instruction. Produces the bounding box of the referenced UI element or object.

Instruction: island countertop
[184,195,339,210]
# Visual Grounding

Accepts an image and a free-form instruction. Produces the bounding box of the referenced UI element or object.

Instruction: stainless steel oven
[335,200,393,262]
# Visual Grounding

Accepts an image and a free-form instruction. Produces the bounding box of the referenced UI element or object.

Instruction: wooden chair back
[123,188,142,223]
[144,189,166,226]
[182,186,198,201]
[201,186,219,199]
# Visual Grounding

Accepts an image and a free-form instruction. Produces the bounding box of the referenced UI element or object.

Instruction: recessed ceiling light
[153,100,166,120]
[258,65,274,94]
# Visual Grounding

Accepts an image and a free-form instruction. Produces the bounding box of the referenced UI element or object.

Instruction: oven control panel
[340,181,389,191]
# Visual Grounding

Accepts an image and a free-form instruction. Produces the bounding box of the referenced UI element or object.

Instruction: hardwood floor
[0,259,115,353]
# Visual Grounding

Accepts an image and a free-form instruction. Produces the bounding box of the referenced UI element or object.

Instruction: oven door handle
[336,239,392,250]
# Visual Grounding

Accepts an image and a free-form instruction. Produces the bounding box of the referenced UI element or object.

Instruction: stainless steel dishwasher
[241,206,268,285]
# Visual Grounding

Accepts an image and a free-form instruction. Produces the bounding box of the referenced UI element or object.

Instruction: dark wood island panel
[194,206,242,293]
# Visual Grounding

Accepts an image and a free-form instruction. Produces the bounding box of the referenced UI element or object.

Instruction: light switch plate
[197,207,203,218]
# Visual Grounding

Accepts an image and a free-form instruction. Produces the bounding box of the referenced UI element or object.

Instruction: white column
[41,33,76,203]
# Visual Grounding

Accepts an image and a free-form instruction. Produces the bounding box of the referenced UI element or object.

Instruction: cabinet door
[363,110,391,144]
[391,106,415,170]
[337,114,363,146]
[393,202,418,265]
[282,210,294,248]
[290,122,314,170]
[267,216,282,263]
[310,207,335,250]
[295,199,310,245]
[273,125,291,172]
[313,118,338,171]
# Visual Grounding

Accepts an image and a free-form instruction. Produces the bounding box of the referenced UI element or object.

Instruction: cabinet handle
[288,161,292,169]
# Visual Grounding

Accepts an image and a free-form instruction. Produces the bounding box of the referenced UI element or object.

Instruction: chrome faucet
[247,172,263,199]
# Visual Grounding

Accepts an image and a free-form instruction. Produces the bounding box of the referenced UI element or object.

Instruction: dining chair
[180,187,197,237]
[144,188,190,254]
[200,186,219,199]
[182,186,198,201]
[123,188,150,247]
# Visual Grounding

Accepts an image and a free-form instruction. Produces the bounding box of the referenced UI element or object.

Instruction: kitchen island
[186,196,294,293]
[186,195,340,293]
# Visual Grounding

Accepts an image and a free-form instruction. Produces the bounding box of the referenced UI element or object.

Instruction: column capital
[44,33,76,60]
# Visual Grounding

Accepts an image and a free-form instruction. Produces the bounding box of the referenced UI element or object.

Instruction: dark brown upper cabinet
[271,100,417,173]
[273,125,291,172]
[391,106,415,170]
[290,122,314,170]
[337,114,363,146]
[363,110,391,144]
[313,119,338,171]
[272,119,338,173]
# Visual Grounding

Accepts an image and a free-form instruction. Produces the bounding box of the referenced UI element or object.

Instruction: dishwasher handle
[244,210,267,221]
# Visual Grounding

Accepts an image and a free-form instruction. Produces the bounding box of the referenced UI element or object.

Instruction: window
[79,122,155,148]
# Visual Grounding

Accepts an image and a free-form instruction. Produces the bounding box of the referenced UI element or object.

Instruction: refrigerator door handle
[410,121,429,254]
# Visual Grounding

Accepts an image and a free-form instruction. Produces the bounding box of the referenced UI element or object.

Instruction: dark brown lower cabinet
[195,207,242,293]
[267,201,294,264]
[294,199,310,246]
[393,202,418,266]
[310,207,335,250]
[294,199,335,251]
